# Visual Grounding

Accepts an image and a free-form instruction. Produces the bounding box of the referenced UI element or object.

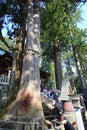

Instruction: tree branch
[0,30,13,51]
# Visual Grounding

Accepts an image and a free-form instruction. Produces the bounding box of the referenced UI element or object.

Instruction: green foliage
[41,0,68,42]
[0,36,15,51]
[74,76,82,92]
[41,0,82,53]
[40,62,55,89]
[40,0,87,91]
[40,0,81,76]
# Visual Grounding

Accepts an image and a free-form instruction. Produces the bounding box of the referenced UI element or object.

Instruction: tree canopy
[0,0,87,121]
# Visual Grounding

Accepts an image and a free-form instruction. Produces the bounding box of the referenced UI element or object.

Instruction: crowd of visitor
[40,84,86,130]
[40,84,63,112]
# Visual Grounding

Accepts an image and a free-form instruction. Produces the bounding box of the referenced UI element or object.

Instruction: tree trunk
[54,40,63,90]
[68,21,87,89]
[8,27,25,101]
[16,0,44,118]
[66,56,77,93]
[72,43,86,89]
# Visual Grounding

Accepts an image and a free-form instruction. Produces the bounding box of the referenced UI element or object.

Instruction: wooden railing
[0,117,48,130]
[0,75,10,85]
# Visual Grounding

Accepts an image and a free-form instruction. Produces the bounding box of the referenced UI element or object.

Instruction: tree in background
[40,0,83,90]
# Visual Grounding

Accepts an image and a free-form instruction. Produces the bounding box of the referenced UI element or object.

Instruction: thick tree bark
[8,26,25,100]
[16,0,44,118]
[4,0,44,122]
[54,40,63,90]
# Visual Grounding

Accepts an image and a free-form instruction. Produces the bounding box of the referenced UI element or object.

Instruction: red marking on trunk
[18,91,33,115]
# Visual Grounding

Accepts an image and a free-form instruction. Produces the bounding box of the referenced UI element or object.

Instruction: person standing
[58,114,75,130]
